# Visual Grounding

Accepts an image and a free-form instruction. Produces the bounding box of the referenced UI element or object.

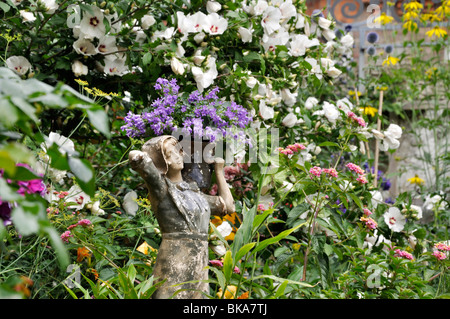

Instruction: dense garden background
[0,0,449,299]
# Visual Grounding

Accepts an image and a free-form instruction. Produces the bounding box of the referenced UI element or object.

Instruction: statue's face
[163,139,184,172]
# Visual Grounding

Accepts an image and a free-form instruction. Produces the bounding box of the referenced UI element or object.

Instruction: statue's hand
[129,150,150,171]
[213,157,225,171]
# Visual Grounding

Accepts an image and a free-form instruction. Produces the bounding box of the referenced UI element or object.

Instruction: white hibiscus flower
[6,56,32,76]
[383,207,406,232]
[79,5,106,39]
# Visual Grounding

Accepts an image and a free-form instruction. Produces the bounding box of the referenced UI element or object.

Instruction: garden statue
[128,135,235,299]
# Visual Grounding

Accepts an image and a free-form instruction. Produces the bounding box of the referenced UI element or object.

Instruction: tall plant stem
[302,189,326,282]
[373,90,384,187]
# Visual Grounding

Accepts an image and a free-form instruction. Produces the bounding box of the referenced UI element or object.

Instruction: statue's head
[142,135,185,175]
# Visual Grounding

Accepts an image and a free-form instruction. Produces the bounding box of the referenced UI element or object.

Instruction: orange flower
[238,291,250,299]
[77,247,92,263]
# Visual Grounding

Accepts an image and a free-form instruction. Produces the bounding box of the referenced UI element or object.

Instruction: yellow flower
[348,90,362,97]
[75,78,89,86]
[387,1,395,6]
[382,56,400,66]
[435,4,450,17]
[217,285,237,299]
[404,11,419,20]
[374,12,394,25]
[376,85,388,91]
[404,1,423,11]
[361,106,378,117]
[426,26,448,38]
[137,241,157,255]
[403,20,418,31]
[407,175,425,185]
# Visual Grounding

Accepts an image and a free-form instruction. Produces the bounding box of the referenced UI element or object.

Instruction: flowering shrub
[0,0,449,300]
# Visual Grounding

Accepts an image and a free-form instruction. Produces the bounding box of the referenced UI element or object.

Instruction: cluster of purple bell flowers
[121,78,253,143]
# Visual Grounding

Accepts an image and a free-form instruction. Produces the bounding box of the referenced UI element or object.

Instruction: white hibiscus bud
[123,191,139,216]
[206,1,221,13]
[305,97,319,109]
[246,76,257,88]
[326,66,342,78]
[318,17,332,29]
[340,34,354,47]
[19,10,36,22]
[141,14,156,30]
[71,60,88,76]
[282,112,298,128]
[170,57,185,75]
[238,26,253,43]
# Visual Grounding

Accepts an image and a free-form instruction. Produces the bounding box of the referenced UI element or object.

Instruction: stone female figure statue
[128,135,234,299]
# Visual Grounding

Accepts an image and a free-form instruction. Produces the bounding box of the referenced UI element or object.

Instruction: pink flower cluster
[360,216,377,230]
[323,168,338,178]
[278,143,306,155]
[60,230,73,243]
[394,249,414,260]
[346,163,365,175]
[309,166,322,177]
[309,166,338,179]
[347,111,367,127]
[67,218,92,230]
[434,242,450,251]
[356,175,368,184]
[432,242,449,261]
[346,163,369,184]
[363,208,373,216]
[432,251,447,261]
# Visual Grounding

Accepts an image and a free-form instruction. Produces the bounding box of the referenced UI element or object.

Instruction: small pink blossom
[363,208,372,216]
[360,216,377,230]
[356,175,368,184]
[346,163,365,175]
[257,204,266,211]
[61,230,73,243]
[394,249,414,260]
[286,143,306,152]
[432,250,447,261]
[77,219,92,227]
[322,168,338,178]
[434,242,450,251]
[209,259,224,267]
[309,166,322,178]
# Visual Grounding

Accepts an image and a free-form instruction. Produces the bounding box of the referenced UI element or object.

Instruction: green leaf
[223,250,233,283]
[43,226,70,268]
[68,157,93,183]
[0,99,18,127]
[0,2,11,12]
[319,141,340,147]
[127,264,137,286]
[11,205,40,236]
[234,242,256,263]
[143,52,153,65]
[206,266,225,290]
[253,223,305,254]
[274,280,288,298]
[348,192,363,209]
[231,204,256,257]
[86,107,111,138]
[118,272,138,299]
[252,275,313,288]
